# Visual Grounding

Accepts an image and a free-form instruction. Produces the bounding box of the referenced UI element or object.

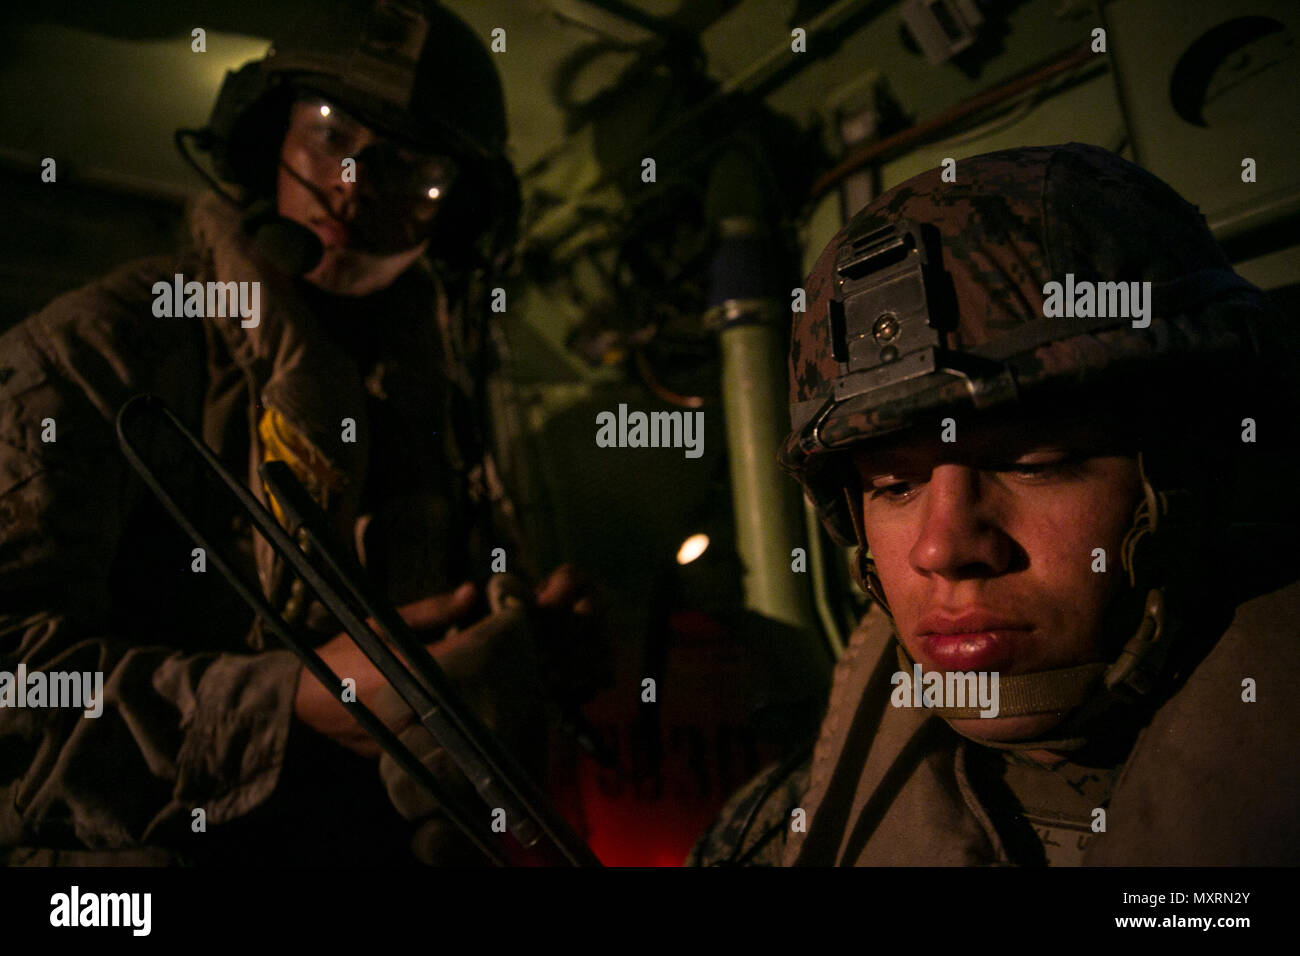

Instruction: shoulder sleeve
[1088,578,1300,865]
[686,750,813,867]
[0,263,300,859]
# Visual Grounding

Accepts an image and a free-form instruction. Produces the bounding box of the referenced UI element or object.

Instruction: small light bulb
[427,186,441,200]
[676,533,709,565]
[319,104,331,117]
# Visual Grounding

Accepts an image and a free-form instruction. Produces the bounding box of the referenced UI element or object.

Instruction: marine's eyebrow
[848,410,1129,473]
[851,437,1083,480]
[850,443,936,481]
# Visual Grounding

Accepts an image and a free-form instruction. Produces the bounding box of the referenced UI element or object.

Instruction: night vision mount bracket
[792,218,1018,450]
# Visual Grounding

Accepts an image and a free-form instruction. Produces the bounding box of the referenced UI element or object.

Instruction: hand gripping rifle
[116,393,601,867]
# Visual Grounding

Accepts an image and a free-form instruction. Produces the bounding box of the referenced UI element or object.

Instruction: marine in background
[0,0,601,865]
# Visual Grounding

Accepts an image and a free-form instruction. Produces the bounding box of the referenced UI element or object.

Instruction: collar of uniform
[784,605,999,865]
[186,192,371,583]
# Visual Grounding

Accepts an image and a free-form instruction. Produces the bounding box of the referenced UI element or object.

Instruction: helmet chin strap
[852,452,1202,754]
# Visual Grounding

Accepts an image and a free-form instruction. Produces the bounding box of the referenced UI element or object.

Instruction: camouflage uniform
[0,192,526,864]
[694,144,1300,866]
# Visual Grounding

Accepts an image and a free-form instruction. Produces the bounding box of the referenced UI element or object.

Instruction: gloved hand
[374,577,552,864]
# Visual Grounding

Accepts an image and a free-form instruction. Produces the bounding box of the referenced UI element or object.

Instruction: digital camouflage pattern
[692,580,1300,866]
[688,143,1300,867]
[687,752,811,867]
[0,192,528,864]
[780,143,1286,546]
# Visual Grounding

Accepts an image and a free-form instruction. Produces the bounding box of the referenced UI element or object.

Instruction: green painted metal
[719,317,815,633]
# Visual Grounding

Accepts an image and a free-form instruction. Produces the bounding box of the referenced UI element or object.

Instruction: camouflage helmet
[781,143,1282,551]
[203,0,519,267]
[780,143,1294,737]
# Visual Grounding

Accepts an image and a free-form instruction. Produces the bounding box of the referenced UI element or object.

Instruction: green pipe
[719,315,815,633]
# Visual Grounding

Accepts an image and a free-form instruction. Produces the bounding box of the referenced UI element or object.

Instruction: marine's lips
[915,610,1033,672]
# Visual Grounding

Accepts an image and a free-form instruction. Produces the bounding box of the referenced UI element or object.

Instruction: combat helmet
[781,143,1291,745]
[197,0,519,269]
